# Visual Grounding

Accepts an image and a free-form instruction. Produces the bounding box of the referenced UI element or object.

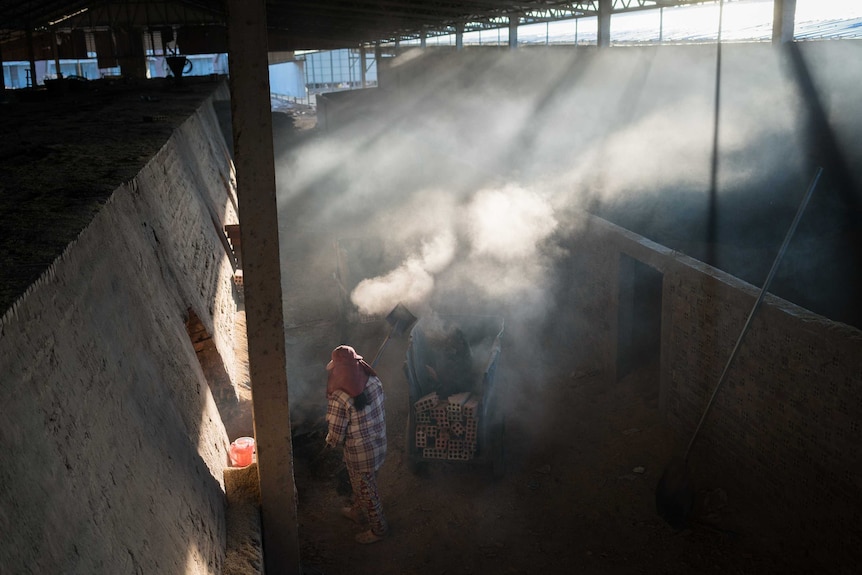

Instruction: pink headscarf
[326,345,377,397]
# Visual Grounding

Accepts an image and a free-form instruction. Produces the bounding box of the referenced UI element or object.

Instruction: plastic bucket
[229,437,255,467]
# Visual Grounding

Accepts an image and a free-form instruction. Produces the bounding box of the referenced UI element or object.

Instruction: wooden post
[225,0,302,573]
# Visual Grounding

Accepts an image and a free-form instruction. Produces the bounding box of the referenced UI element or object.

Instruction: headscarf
[326,345,377,397]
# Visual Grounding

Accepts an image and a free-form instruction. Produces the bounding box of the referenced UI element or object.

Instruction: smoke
[348,183,559,316]
[274,41,862,413]
[351,231,456,315]
[466,185,557,260]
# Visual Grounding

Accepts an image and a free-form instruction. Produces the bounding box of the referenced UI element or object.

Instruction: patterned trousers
[347,467,388,536]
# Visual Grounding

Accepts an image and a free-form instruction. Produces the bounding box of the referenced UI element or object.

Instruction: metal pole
[684,167,824,461]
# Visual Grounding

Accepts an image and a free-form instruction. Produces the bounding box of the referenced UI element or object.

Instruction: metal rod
[370,330,394,368]
[684,166,824,461]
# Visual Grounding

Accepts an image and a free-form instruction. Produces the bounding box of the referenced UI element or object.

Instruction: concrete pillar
[420,29,427,49]
[360,45,367,88]
[52,31,63,79]
[659,8,664,43]
[0,33,6,91]
[598,0,612,49]
[456,24,464,51]
[26,26,37,87]
[117,27,147,80]
[509,15,519,49]
[225,1,301,574]
[773,0,797,44]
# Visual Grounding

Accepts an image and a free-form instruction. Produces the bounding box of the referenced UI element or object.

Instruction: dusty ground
[2,79,818,574]
[281,309,802,575]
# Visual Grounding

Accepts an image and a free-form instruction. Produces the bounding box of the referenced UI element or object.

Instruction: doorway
[617,254,663,382]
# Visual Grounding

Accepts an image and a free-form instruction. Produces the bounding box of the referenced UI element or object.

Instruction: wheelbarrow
[403,314,506,478]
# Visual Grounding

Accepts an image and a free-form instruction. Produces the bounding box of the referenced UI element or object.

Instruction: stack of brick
[413,391,481,461]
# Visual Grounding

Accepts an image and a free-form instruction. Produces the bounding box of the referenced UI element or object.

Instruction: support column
[360,45,367,88]
[26,26,37,87]
[420,29,427,49]
[773,0,797,44]
[225,1,301,574]
[117,27,147,80]
[374,41,381,69]
[52,31,63,79]
[456,23,464,51]
[0,35,6,91]
[508,14,519,49]
[372,41,382,87]
[660,8,664,43]
[598,0,612,49]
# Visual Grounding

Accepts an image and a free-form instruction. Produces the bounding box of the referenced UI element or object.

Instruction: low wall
[569,214,862,568]
[0,83,240,573]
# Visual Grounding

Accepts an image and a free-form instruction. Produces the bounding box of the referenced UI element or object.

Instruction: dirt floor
[278,306,802,575]
[2,79,817,574]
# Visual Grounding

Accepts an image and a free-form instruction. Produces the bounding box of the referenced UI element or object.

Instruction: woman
[324,345,388,544]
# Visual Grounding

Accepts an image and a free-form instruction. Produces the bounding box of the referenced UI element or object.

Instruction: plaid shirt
[326,376,387,473]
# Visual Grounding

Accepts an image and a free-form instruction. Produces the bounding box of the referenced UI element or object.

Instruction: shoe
[355,529,386,544]
[340,506,365,525]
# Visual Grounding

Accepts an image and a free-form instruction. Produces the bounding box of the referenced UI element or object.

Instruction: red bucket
[229,437,255,467]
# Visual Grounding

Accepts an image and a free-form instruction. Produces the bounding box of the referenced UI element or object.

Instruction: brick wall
[0,83,239,573]
[569,214,862,566]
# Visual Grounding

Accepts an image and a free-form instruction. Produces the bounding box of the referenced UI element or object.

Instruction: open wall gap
[617,253,663,399]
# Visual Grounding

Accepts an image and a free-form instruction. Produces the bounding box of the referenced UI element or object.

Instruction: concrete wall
[316,87,386,132]
[0,84,240,573]
[566,214,862,566]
